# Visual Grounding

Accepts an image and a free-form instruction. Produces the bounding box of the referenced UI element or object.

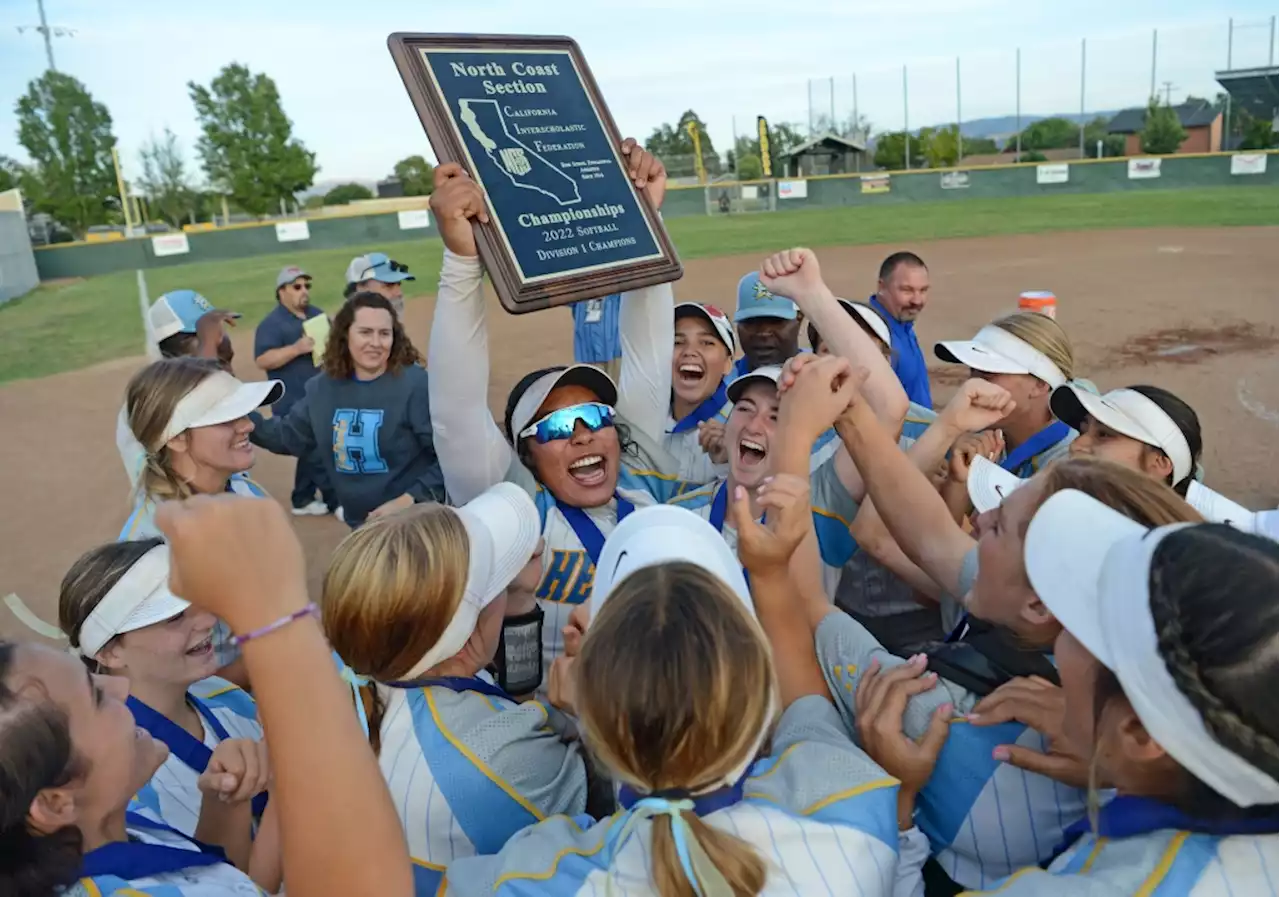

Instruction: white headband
[79,545,189,657]
[1098,527,1280,807]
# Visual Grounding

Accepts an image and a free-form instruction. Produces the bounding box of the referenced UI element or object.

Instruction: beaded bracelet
[232,603,319,647]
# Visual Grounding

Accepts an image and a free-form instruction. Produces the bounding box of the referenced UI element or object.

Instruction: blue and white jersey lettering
[333,408,389,474]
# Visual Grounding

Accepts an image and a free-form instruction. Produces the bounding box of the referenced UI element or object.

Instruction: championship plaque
[388,34,683,314]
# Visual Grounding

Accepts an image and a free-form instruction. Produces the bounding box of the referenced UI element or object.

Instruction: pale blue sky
[0,0,1275,187]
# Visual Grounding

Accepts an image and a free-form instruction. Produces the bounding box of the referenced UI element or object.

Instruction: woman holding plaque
[427,140,688,694]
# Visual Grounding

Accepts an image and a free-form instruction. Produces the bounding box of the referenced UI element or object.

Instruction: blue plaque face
[419,48,664,284]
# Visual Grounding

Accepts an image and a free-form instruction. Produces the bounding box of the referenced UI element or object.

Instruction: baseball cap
[149,290,214,343]
[726,364,782,404]
[507,364,619,443]
[158,371,284,446]
[79,545,189,657]
[589,504,753,623]
[935,325,1067,389]
[675,302,736,353]
[1051,385,1193,484]
[402,483,542,678]
[345,252,415,286]
[735,272,798,323]
[836,298,892,348]
[275,266,311,290]
[967,455,1025,513]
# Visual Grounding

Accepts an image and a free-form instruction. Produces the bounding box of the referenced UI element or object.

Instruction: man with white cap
[116,290,240,487]
[344,251,415,317]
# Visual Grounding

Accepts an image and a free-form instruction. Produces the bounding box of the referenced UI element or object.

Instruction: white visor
[935,325,1066,389]
[1051,385,1193,484]
[509,365,619,443]
[157,371,284,447]
[967,455,1027,514]
[79,545,190,657]
[726,364,783,404]
[590,504,753,623]
[589,503,771,792]
[402,483,541,678]
[1025,490,1279,807]
[836,298,893,349]
[1183,481,1257,531]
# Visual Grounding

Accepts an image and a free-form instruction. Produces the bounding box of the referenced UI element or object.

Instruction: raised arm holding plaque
[388,33,683,314]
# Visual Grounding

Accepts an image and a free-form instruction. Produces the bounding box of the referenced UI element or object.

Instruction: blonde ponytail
[651,811,766,897]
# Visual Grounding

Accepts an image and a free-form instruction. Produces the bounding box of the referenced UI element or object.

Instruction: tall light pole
[17,0,74,72]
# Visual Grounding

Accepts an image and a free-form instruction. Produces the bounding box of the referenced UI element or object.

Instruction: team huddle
[2,139,1276,897]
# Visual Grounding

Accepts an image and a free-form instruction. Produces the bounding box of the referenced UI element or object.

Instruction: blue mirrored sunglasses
[519,402,616,444]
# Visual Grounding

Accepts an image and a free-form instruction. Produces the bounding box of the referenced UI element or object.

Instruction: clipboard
[303,315,330,366]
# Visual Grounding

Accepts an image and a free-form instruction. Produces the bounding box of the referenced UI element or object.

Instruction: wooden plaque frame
[388,33,683,315]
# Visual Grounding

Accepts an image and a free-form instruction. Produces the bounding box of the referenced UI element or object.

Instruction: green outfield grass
[0,186,1274,384]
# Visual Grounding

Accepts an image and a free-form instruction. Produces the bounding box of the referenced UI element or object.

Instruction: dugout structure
[0,190,38,305]
[704,181,778,215]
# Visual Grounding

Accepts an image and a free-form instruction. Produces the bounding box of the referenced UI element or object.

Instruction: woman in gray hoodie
[250,291,445,527]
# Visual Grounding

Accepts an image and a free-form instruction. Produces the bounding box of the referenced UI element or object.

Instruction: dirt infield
[2,226,1276,643]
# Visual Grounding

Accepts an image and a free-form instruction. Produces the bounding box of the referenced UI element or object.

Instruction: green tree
[137,128,194,227]
[736,152,763,180]
[303,194,325,210]
[872,131,923,170]
[14,71,119,236]
[1235,109,1279,150]
[323,183,374,205]
[0,156,23,193]
[1081,116,1125,158]
[961,136,999,155]
[770,122,806,154]
[188,63,318,216]
[392,155,435,196]
[1139,98,1187,154]
[644,110,720,177]
[919,126,961,167]
[1019,117,1079,150]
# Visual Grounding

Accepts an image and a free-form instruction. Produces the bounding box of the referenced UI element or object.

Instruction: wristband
[232,603,319,647]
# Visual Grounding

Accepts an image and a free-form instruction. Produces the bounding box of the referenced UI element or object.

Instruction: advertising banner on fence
[741,185,759,200]
[1230,153,1267,175]
[1128,158,1162,180]
[778,180,807,199]
[861,174,891,194]
[397,209,431,230]
[1036,164,1070,185]
[275,220,311,242]
[151,233,190,257]
[940,171,970,190]
[758,116,772,178]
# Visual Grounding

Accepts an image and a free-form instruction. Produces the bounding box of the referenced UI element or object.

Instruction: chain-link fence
[663,17,1276,180]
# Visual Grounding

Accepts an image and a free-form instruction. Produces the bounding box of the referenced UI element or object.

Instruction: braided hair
[1092,523,1278,819]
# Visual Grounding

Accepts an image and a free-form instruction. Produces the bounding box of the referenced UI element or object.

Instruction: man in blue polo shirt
[254,265,337,517]
[731,271,805,377]
[869,251,933,408]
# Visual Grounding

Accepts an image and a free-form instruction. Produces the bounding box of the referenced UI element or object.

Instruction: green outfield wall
[32,151,1278,281]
